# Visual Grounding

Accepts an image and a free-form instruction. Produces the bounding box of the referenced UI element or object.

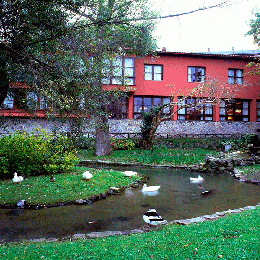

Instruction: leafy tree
[139,79,241,149]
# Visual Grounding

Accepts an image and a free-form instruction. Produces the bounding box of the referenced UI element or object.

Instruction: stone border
[1,203,258,244]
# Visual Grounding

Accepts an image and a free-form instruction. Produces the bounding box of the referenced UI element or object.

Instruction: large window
[102,57,135,86]
[188,67,205,82]
[177,97,213,121]
[228,69,243,85]
[0,93,14,109]
[257,101,260,122]
[144,65,163,81]
[107,97,128,119]
[27,92,47,110]
[133,96,170,119]
[219,99,250,121]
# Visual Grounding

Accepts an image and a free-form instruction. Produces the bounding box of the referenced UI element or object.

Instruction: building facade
[1,51,260,135]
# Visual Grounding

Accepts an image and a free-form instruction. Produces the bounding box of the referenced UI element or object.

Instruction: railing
[0,131,248,139]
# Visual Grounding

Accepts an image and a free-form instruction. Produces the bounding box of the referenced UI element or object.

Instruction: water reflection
[0,166,259,242]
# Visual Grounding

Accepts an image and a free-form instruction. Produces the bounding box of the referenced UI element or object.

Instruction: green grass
[1,207,259,259]
[236,164,260,180]
[0,167,140,205]
[78,148,219,166]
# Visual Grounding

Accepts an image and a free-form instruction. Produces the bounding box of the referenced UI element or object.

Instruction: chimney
[162,47,166,52]
[208,48,210,53]
[232,47,234,52]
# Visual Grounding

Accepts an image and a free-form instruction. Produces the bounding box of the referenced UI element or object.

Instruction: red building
[1,51,260,132]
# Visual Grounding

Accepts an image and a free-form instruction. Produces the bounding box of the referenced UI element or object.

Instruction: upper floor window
[144,65,163,81]
[188,67,205,82]
[228,69,243,85]
[177,97,213,121]
[133,96,170,119]
[102,57,135,86]
[219,99,249,121]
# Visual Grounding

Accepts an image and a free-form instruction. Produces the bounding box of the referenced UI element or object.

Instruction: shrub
[110,138,135,150]
[0,130,78,179]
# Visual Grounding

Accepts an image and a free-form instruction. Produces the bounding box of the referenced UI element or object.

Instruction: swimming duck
[122,171,138,177]
[190,175,204,183]
[12,172,24,183]
[142,184,160,192]
[82,171,93,180]
[143,209,167,226]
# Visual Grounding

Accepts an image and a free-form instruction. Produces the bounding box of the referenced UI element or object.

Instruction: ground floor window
[107,97,128,119]
[0,93,14,109]
[257,100,260,122]
[133,96,171,119]
[219,99,250,121]
[177,97,213,121]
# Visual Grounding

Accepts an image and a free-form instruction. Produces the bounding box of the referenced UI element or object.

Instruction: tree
[139,78,240,149]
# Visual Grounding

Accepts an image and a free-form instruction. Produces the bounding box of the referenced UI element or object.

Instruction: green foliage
[0,130,78,179]
[110,139,136,150]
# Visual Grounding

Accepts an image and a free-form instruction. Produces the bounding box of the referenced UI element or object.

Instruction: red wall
[129,53,260,121]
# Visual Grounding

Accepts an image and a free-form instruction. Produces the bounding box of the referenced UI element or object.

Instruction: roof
[156,50,260,61]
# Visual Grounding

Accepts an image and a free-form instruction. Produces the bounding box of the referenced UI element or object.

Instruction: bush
[0,130,78,179]
[110,138,136,150]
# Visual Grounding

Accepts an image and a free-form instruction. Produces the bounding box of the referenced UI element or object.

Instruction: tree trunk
[0,55,9,105]
[95,115,111,156]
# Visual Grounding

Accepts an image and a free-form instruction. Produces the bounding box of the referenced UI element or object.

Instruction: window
[177,97,213,121]
[228,69,243,85]
[219,99,249,121]
[107,97,128,119]
[133,96,170,119]
[144,65,163,81]
[102,57,135,85]
[257,101,260,122]
[0,93,14,109]
[188,67,205,82]
[27,92,47,110]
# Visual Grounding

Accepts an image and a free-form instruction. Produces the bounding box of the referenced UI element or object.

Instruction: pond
[0,166,259,242]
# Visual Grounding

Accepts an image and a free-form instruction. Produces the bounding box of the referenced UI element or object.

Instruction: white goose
[12,172,24,183]
[142,184,160,192]
[82,171,93,180]
[122,171,138,177]
[143,209,167,226]
[190,175,204,184]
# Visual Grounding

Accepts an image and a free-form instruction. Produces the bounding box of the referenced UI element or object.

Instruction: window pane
[243,101,248,108]
[228,77,235,84]
[134,97,142,112]
[154,66,162,73]
[178,107,185,114]
[125,78,134,85]
[257,101,260,108]
[228,69,234,76]
[242,117,249,122]
[153,98,161,106]
[154,73,162,81]
[125,58,134,67]
[112,77,122,84]
[205,116,213,121]
[102,78,110,84]
[112,58,122,66]
[178,115,185,120]
[236,70,242,77]
[143,98,152,111]
[144,72,152,80]
[257,110,260,116]
[113,67,122,76]
[243,109,248,115]
[124,67,134,77]
[235,78,242,85]
[145,65,152,73]
[219,108,226,115]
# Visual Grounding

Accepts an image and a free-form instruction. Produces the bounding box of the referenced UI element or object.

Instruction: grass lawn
[0,167,140,205]
[0,207,259,259]
[236,164,260,180]
[78,148,219,166]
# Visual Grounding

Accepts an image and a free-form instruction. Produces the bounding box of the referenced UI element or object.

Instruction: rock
[71,234,86,240]
[17,200,26,208]
[74,199,86,205]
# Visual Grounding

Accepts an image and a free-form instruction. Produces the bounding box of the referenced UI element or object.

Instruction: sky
[150,0,259,53]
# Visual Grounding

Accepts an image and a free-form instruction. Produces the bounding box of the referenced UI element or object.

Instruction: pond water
[0,166,260,242]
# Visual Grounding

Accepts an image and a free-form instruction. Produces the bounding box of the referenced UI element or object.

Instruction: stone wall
[0,118,260,136]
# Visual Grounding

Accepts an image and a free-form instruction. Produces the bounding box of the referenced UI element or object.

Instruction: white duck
[142,184,160,192]
[143,209,167,226]
[122,171,138,177]
[82,171,93,180]
[12,172,24,183]
[190,175,204,183]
